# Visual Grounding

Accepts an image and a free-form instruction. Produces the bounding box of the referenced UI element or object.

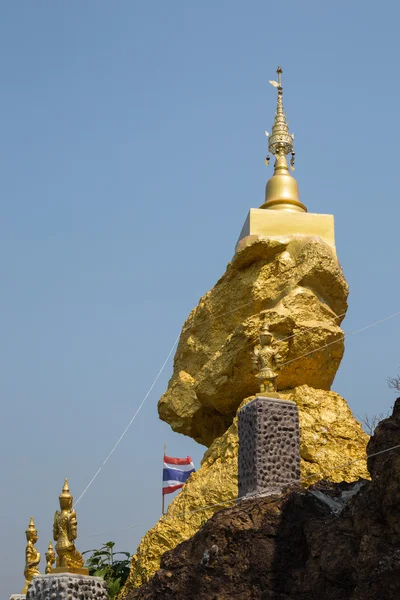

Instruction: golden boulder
[159,237,348,446]
[121,236,369,594]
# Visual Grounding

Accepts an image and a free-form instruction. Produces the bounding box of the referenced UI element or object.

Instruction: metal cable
[78,439,400,541]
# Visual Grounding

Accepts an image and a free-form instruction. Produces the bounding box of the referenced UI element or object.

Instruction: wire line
[74,334,181,507]
[74,238,345,505]
[78,439,400,541]
[75,307,400,507]
[280,309,400,368]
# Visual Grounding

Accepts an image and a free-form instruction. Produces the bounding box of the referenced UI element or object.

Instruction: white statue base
[9,594,25,600]
[26,574,108,600]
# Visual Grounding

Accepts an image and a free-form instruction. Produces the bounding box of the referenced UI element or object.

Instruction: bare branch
[387,375,400,392]
[359,412,391,436]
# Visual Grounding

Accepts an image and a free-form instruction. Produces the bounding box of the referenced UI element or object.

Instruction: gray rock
[26,574,108,600]
[238,396,300,498]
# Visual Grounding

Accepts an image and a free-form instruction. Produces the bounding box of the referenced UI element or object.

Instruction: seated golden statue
[52,479,88,574]
[45,541,56,574]
[22,516,41,593]
[252,322,282,395]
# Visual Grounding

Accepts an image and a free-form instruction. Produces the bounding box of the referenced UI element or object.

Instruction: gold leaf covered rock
[159,237,348,446]
[124,386,368,591]
[121,236,369,594]
[121,69,369,593]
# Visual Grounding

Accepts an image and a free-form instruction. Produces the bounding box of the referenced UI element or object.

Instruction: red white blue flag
[162,455,195,495]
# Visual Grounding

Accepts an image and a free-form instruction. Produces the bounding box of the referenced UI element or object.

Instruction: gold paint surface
[251,322,282,394]
[262,154,306,213]
[45,541,56,574]
[121,234,368,594]
[159,236,346,447]
[23,516,41,594]
[53,479,86,573]
[51,567,90,575]
[236,209,336,254]
[123,386,369,593]
[263,67,305,213]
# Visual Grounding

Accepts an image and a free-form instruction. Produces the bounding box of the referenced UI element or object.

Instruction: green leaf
[107,578,121,599]
[94,568,107,578]
[82,542,131,593]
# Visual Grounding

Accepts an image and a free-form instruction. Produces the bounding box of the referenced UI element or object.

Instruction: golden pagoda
[236,66,335,254]
[121,67,369,594]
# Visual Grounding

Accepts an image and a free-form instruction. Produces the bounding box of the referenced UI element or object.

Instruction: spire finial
[276,65,282,87]
[261,66,307,213]
[266,66,294,167]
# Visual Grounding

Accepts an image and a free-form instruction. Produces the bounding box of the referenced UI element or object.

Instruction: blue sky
[1,1,400,596]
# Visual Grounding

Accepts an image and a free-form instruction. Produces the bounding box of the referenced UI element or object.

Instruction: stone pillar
[238,396,300,499]
[26,574,108,600]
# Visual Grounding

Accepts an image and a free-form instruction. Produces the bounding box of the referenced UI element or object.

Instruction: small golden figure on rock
[45,541,56,574]
[252,322,282,395]
[22,516,41,593]
[52,478,88,575]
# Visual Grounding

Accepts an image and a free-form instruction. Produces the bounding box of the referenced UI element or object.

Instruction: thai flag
[163,455,195,495]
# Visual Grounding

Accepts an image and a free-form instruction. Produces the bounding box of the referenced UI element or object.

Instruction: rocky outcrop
[124,386,369,590]
[121,236,370,593]
[125,400,400,600]
[159,237,348,447]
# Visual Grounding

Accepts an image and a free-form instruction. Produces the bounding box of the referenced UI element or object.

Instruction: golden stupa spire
[261,66,307,213]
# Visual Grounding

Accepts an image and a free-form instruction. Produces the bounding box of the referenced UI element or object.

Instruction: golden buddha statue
[52,479,88,575]
[22,516,41,593]
[251,322,282,395]
[45,541,56,574]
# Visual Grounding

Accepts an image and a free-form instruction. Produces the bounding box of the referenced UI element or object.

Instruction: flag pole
[162,443,166,515]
